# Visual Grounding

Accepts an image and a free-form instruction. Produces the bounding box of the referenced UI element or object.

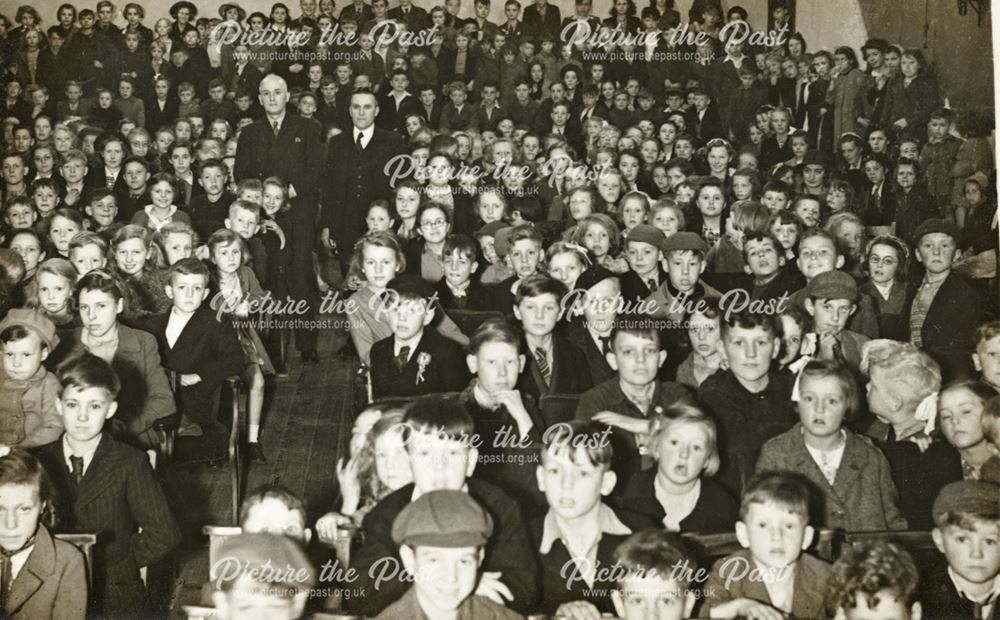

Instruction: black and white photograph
[0,0,998,617]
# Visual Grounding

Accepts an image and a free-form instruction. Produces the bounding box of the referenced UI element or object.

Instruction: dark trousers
[288,212,319,354]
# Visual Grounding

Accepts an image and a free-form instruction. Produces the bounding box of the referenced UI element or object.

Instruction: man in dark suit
[321,88,406,272]
[561,0,601,44]
[235,73,324,362]
[522,0,561,39]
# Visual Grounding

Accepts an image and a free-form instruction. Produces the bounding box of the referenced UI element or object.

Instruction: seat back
[54,532,98,588]
[538,393,582,427]
[204,525,243,570]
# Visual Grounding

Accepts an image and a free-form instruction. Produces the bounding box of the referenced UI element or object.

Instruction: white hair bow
[914,392,939,436]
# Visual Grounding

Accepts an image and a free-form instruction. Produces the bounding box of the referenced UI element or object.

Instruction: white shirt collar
[354,125,374,147]
[63,434,101,478]
[393,333,422,358]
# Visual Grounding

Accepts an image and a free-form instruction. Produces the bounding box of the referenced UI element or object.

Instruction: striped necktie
[534,347,551,386]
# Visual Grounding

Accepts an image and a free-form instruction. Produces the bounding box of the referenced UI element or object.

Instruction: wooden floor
[163,312,357,617]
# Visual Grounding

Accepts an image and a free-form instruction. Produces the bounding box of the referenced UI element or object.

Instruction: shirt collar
[949,567,1000,607]
[394,333,422,356]
[354,125,374,143]
[63,433,101,475]
[539,503,631,555]
[447,280,470,296]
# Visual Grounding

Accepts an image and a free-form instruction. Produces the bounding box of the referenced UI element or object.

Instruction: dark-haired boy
[697,312,796,496]
[514,274,592,400]
[744,231,797,304]
[529,421,654,617]
[825,540,922,620]
[564,265,621,386]
[370,275,469,400]
[612,529,701,620]
[702,472,832,619]
[135,258,244,461]
[620,224,667,308]
[491,225,544,315]
[116,156,151,223]
[347,397,540,616]
[923,480,1000,619]
[803,271,870,371]
[576,321,692,487]
[436,234,495,311]
[34,353,181,615]
[188,158,235,239]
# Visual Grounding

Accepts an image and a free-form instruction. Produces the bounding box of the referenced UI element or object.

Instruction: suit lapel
[5,528,55,613]
[75,435,117,509]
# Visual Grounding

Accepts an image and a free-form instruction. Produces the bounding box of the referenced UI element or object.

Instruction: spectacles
[868,256,898,266]
[421,219,447,228]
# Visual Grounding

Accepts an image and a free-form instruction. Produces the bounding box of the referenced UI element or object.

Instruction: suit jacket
[516,333,594,401]
[617,467,738,534]
[34,434,182,613]
[692,103,724,142]
[563,320,617,386]
[905,272,985,381]
[619,267,666,308]
[3,525,86,620]
[417,101,444,129]
[475,102,507,131]
[387,5,430,31]
[321,126,405,250]
[756,424,908,532]
[376,91,420,134]
[522,2,562,39]
[435,279,496,312]
[234,113,325,225]
[58,325,176,436]
[144,96,179,132]
[702,549,831,619]
[370,331,470,400]
[440,102,478,133]
[136,308,244,387]
[921,561,1000,620]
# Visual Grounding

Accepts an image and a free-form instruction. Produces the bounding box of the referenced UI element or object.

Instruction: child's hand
[554,600,602,620]
[315,512,355,545]
[817,331,840,360]
[336,456,362,515]
[493,390,534,435]
[476,571,513,606]
[593,411,649,435]
[711,598,786,620]
[179,373,202,386]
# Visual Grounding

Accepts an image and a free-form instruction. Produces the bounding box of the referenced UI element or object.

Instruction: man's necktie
[356,131,364,150]
[70,456,84,484]
[272,120,280,137]
[534,347,551,386]
[600,336,612,356]
[106,174,115,189]
[394,346,410,373]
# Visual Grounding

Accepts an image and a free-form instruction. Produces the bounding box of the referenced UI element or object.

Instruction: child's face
[537,445,614,520]
[621,200,647,230]
[178,87,194,103]
[166,272,209,313]
[867,243,900,285]
[419,208,449,244]
[568,192,594,221]
[49,217,82,255]
[770,222,798,252]
[58,384,118,442]
[737,501,811,570]
[212,241,243,274]
[652,208,680,238]
[471,341,522,393]
[88,196,118,227]
[655,422,710,487]
[115,237,148,276]
[0,483,43,552]
[761,191,788,213]
[365,206,393,233]
[408,431,475,493]
[915,233,958,275]
[777,315,803,366]
[37,271,72,314]
[387,298,433,341]
[939,386,987,450]
[407,545,482,613]
[98,92,112,108]
[515,293,561,338]
[79,288,121,338]
[771,111,790,134]
[838,590,918,620]
[626,241,659,278]
[797,374,848,441]
[478,236,498,264]
[10,234,43,274]
[731,176,753,202]
[362,245,399,290]
[372,428,412,491]
[745,238,781,278]
[444,251,476,289]
[237,189,262,205]
[71,243,107,276]
[722,325,777,384]
[933,522,1000,585]
[507,239,541,278]
[613,574,691,620]
[262,185,285,216]
[688,312,721,358]
[2,332,48,381]
[697,187,725,217]
[227,208,259,240]
[927,117,951,141]
[61,158,86,184]
[162,232,194,265]
[609,332,665,388]
[171,148,193,175]
[664,251,704,293]
[33,187,57,215]
[583,223,611,259]
[200,165,226,199]
[974,336,1000,390]
[836,222,864,255]
[807,297,855,336]
[6,204,36,229]
[797,235,840,280]
[965,181,985,205]
[124,163,149,191]
[548,253,584,291]
[150,181,175,209]
[478,195,505,224]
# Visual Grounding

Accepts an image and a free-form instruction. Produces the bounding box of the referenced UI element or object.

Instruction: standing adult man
[235,74,324,363]
[321,88,405,271]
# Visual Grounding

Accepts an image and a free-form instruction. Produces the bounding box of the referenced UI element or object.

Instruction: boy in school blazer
[369,276,470,400]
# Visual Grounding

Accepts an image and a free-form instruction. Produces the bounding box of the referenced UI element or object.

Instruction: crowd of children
[0,0,999,617]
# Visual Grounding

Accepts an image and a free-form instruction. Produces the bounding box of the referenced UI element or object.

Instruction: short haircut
[69,231,108,256]
[515,274,567,306]
[739,471,810,521]
[56,351,121,398]
[721,310,776,340]
[198,158,226,176]
[797,226,839,254]
[609,317,661,351]
[825,541,919,616]
[613,529,695,586]
[741,231,781,262]
[649,404,720,475]
[542,420,614,470]
[469,318,522,355]
[507,224,544,249]
[168,256,210,284]
[729,200,771,234]
[797,360,861,420]
[239,484,307,526]
[75,269,124,302]
[228,199,261,219]
[402,396,475,444]
[762,180,794,200]
[443,234,477,261]
[975,320,1000,346]
[0,448,56,527]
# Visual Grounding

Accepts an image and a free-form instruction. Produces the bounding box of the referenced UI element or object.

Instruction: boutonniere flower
[416,353,432,385]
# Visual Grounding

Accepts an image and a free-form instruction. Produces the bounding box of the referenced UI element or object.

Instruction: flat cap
[805,270,858,302]
[392,490,494,548]
[660,232,708,254]
[932,481,999,521]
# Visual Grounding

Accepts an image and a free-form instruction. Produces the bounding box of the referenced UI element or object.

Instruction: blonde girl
[154,222,198,266]
[111,224,171,319]
[34,258,78,329]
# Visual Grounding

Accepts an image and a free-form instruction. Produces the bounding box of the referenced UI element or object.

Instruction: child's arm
[139,335,178,430]
[21,373,65,448]
[876,447,909,530]
[201,319,246,385]
[125,451,182,567]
